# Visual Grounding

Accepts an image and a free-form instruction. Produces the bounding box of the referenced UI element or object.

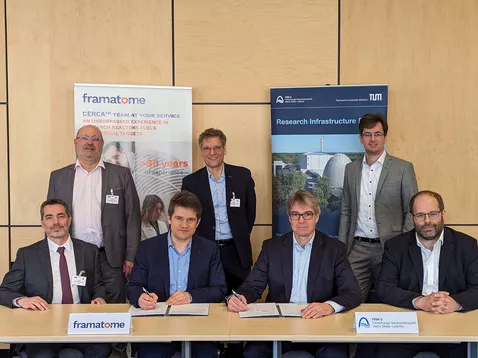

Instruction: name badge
[106,195,119,205]
[355,312,419,334]
[230,198,240,207]
[72,275,87,286]
[68,312,131,335]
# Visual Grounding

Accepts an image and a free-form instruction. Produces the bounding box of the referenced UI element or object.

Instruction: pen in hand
[142,287,158,307]
[231,290,246,305]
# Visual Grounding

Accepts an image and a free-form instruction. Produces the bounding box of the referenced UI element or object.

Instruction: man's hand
[138,292,158,310]
[90,298,106,305]
[166,291,192,305]
[431,292,460,314]
[17,296,50,310]
[226,294,248,312]
[123,260,134,278]
[414,294,436,312]
[301,302,334,319]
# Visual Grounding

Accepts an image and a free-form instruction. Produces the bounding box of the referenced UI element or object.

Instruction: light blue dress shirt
[289,234,344,313]
[208,167,233,241]
[168,232,192,296]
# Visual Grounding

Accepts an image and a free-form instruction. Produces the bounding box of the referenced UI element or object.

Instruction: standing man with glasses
[376,190,478,358]
[338,113,418,302]
[228,190,361,358]
[182,128,256,293]
[47,125,141,305]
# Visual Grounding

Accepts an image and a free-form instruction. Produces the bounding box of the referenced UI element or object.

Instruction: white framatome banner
[74,83,192,214]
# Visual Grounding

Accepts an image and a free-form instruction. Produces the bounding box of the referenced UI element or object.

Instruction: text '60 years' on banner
[271,85,388,237]
[74,83,192,212]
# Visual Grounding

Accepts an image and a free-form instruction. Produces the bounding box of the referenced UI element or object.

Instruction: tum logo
[369,93,382,101]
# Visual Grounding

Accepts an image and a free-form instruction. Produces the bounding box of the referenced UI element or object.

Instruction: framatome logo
[72,320,126,329]
[82,93,146,105]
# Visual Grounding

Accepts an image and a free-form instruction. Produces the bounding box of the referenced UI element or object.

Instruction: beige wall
[1,0,478,279]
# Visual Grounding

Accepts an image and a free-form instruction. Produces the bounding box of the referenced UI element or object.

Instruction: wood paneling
[341,0,478,224]
[448,226,478,240]
[0,107,7,225]
[0,228,8,283]
[251,226,273,263]
[0,1,5,102]
[175,0,338,102]
[192,104,272,224]
[7,0,172,225]
[10,227,44,259]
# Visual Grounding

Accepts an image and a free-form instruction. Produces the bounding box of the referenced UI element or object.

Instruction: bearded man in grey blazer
[47,125,140,304]
[338,113,418,302]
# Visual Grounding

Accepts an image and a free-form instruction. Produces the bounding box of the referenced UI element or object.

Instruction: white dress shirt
[47,236,81,304]
[72,159,104,247]
[354,151,386,238]
[416,231,444,296]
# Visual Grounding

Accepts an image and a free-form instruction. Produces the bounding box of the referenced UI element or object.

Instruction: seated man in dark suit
[0,199,110,358]
[377,190,478,358]
[127,190,227,358]
[227,190,362,358]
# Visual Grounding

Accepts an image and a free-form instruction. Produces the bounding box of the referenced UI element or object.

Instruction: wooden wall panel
[175,0,338,102]
[0,107,7,225]
[192,105,272,224]
[0,228,8,283]
[7,0,172,225]
[340,0,478,224]
[448,226,478,240]
[0,1,5,102]
[251,226,272,263]
[10,227,44,259]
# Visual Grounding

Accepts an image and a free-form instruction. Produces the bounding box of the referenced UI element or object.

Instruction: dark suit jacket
[338,154,418,254]
[377,227,478,311]
[126,233,227,306]
[236,231,362,310]
[47,161,141,267]
[0,238,106,308]
[181,163,256,268]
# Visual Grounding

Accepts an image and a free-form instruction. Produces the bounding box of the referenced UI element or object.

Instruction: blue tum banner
[271,85,388,237]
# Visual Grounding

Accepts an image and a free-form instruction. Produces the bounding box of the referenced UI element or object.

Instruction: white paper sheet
[239,303,280,318]
[128,302,168,316]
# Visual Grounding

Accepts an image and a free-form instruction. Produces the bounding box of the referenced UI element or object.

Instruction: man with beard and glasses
[376,190,478,358]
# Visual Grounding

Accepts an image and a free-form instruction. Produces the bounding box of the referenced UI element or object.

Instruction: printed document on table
[277,303,308,317]
[168,303,210,316]
[239,303,280,318]
[128,302,168,316]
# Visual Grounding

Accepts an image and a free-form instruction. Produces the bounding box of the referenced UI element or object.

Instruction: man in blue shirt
[228,190,361,358]
[126,191,227,358]
[182,128,256,294]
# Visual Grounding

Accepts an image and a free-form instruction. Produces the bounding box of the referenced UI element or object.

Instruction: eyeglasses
[289,211,315,220]
[201,146,224,153]
[172,216,198,225]
[76,135,103,142]
[412,211,442,222]
[362,132,384,139]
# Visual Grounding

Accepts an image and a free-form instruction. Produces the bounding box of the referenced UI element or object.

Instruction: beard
[415,219,445,241]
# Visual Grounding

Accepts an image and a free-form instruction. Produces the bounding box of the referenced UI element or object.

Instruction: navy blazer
[236,230,362,310]
[377,227,478,311]
[126,233,227,306]
[181,163,256,268]
[0,238,105,308]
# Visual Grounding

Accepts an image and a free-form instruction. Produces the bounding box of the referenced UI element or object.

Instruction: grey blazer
[338,154,418,254]
[0,238,106,308]
[47,162,141,267]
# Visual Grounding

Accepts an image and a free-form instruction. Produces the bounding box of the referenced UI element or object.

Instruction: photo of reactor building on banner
[272,135,364,237]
